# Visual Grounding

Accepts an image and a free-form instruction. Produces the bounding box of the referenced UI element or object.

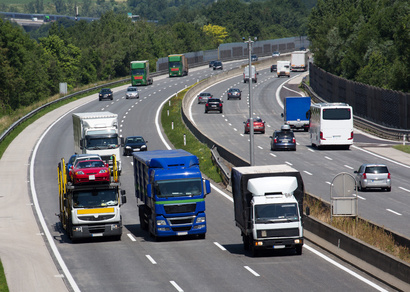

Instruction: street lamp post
[243,36,257,166]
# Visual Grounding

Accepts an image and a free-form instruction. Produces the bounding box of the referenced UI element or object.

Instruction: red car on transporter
[70,160,110,184]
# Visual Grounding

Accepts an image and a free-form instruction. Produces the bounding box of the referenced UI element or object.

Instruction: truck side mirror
[147,184,152,198]
[120,137,125,144]
[80,139,85,149]
[305,206,310,216]
[121,190,127,204]
[204,180,211,195]
[281,113,284,118]
[306,110,311,119]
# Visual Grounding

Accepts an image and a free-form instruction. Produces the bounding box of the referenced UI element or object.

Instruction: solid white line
[304,244,388,292]
[214,242,227,251]
[352,145,410,169]
[146,255,157,264]
[127,233,136,242]
[170,281,184,292]
[398,186,410,193]
[386,209,402,216]
[244,266,260,277]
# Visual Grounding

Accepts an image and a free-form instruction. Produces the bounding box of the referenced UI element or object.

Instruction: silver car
[354,164,391,192]
[125,86,139,99]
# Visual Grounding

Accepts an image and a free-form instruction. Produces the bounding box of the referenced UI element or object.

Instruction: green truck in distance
[130,61,153,86]
[168,54,188,77]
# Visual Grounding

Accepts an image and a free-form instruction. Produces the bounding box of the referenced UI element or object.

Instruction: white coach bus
[309,103,353,149]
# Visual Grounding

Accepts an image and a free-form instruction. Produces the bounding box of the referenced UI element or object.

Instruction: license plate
[91,233,103,237]
[282,139,289,142]
[89,175,95,180]
[211,105,216,107]
[273,245,285,249]
[177,231,188,236]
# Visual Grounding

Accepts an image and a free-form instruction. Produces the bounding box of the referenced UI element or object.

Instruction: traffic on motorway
[27,57,402,292]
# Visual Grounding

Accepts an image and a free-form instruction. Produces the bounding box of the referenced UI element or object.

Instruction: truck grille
[164,203,196,214]
[171,226,191,232]
[169,216,194,225]
[79,215,115,221]
[257,228,299,238]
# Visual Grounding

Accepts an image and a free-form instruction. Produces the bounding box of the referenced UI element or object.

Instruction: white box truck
[243,65,257,83]
[291,51,309,72]
[277,61,290,78]
[72,112,123,173]
[232,165,304,256]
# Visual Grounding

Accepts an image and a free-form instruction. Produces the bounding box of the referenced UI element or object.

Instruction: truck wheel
[296,245,303,255]
[250,244,258,257]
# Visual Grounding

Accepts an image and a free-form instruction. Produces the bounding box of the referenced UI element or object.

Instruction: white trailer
[72,112,123,173]
[243,65,257,83]
[291,51,309,72]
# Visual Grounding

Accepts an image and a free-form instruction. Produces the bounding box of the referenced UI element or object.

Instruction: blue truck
[132,149,211,239]
[281,96,311,131]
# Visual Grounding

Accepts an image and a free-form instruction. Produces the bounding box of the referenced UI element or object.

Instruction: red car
[71,160,110,184]
[244,118,265,134]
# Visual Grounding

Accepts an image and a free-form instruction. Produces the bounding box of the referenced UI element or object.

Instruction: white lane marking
[285,161,293,166]
[304,244,388,292]
[344,165,354,169]
[146,255,157,264]
[386,209,402,216]
[214,242,227,251]
[398,186,410,193]
[325,156,333,160]
[353,194,366,200]
[326,181,332,185]
[352,145,410,169]
[270,153,277,157]
[234,128,238,131]
[308,148,314,152]
[257,146,263,150]
[170,281,184,292]
[244,266,260,277]
[304,171,313,176]
[127,233,136,242]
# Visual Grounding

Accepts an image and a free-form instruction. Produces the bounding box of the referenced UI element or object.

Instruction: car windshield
[127,87,137,92]
[365,166,388,173]
[76,160,105,169]
[73,189,118,208]
[101,89,111,93]
[154,178,202,198]
[208,99,220,102]
[277,132,294,138]
[255,203,299,223]
[127,137,144,143]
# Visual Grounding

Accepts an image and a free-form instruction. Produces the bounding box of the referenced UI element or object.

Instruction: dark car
[205,98,223,113]
[244,118,265,134]
[197,92,213,104]
[209,60,217,68]
[251,55,258,61]
[270,64,277,72]
[123,136,148,156]
[227,88,242,100]
[270,125,296,151]
[299,47,307,51]
[213,61,223,70]
[99,88,113,101]
[354,164,391,191]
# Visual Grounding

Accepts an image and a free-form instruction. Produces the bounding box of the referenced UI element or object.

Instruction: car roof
[361,163,388,167]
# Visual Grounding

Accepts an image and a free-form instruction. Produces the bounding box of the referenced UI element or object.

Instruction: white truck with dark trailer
[232,165,305,256]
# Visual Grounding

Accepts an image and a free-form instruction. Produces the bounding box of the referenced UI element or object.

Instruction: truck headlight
[195,217,206,223]
[294,239,303,244]
[156,220,167,226]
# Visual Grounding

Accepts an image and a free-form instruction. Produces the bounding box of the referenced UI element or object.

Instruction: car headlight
[76,171,84,175]
[126,146,131,149]
[141,145,147,148]
[99,169,108,174]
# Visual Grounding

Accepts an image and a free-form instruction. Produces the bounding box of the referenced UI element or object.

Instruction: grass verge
[161,88,222,183]
[0,260,9,292]
[393,144,410,154]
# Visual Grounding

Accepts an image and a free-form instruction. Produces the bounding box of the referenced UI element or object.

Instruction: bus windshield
[323,108,351,120]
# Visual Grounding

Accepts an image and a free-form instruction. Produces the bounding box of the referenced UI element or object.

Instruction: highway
[29,61,396,291]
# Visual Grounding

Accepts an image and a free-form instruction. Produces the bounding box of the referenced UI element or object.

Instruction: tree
[202,24,228,46]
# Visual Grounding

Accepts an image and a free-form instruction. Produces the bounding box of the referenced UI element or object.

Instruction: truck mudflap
[71,222,122,239]
[253,238,303,250]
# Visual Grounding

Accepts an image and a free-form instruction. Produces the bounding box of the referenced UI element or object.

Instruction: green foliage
[308,0,409,92]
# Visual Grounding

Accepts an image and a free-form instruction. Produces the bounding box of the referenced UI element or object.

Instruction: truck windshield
[86,136,119,150]
[73,189,118,208]
[254,203,299,223]
[131,69,145,75]
[169,61,181,68]
[155,178,202,198]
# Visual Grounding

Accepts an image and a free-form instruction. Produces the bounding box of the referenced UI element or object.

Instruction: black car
[270,64,277,72]
[209,60,217,68]
[270,125,296,151]
[251,55,258,61]
[123,136,148,156]
[205,98,223,114]
[99,88,113,101]
[227,88,242,100]
[213,61,223,70]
